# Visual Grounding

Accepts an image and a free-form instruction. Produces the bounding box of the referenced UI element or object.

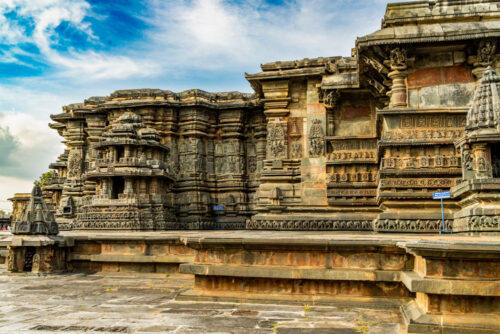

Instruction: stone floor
[0,266,404,334]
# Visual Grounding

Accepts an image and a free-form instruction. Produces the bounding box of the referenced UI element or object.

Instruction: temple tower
[452,66,500,232]
[74,112,176,230]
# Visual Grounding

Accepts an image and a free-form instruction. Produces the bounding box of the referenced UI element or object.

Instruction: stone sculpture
[12,185,58,235]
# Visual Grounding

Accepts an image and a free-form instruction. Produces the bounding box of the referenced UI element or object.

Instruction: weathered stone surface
[0,270,404,334]
[32,0,500,234]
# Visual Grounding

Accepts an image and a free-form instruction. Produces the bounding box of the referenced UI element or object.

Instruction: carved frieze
[247,218,373,231]
[374,219,451,232]
[327,139,377,163]
[455,215,500,232]
[399,115,466,129]
[382,129,464,142]
[328,188,377,197]
[329,172,377,183]
[379,178,457,188]
[381,155,461,169]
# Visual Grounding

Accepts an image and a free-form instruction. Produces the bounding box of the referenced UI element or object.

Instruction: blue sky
[0,0,391,211]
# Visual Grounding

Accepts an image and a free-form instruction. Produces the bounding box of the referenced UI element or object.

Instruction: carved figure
[290,141,302,159]
[268,123,286,159]
[478,39,497,65]
[32,253,41,272]
[308,119,324,157]
[67,150,83,178]
[324,90,340,110]
[389,47,407,69]
[462,146,474,171]
[7,252,15,272]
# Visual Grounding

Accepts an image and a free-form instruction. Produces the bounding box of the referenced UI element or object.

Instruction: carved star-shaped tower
[452,66,500,232]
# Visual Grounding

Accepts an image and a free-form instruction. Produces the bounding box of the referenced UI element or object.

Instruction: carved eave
[93,139,169,151]
[49,161,67,169]
[321,72,359,90]
[246,67,326,81]
[55,89,261,119]
[358,0,500,50]
[381,0,500,28]
[84,169,174,181]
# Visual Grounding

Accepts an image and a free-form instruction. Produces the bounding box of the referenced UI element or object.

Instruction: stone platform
[1,231,499,333]
[0,271,405,333]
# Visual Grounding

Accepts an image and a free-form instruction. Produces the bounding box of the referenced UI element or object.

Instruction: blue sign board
[213,205,225,211]
[433,191,451,199]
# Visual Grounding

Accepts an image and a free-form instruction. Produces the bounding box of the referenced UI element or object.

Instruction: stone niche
[5,236,69,274]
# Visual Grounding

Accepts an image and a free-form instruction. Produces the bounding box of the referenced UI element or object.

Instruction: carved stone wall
[48,90,263,230]
[41,0,500,233]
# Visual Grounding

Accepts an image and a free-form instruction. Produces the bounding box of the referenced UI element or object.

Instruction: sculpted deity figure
[462,145,474,171]
[324,90,340,110]
[478,39,497,65]
[67,150,83,178]
[308,119,324,157]
[389,47,408,70]
[290,141,302,159]
[268,123,286,159]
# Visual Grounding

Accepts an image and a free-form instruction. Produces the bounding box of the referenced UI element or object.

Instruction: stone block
[418,86,440,107]
[408,89,419,107]
[407,68,442,88]
[415,52,454,69]
[306,103,325,115]
[342,105,371,120]
[444,66,474,84]
[439,83,475,107]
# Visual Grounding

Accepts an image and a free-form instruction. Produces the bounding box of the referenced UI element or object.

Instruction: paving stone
[0,272,403,333]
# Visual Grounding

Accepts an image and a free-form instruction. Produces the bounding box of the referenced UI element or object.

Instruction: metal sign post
[212,205,225,230]
[432,191,452,234]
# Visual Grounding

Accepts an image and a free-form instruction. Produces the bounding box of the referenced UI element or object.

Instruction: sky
[0,0,391,212]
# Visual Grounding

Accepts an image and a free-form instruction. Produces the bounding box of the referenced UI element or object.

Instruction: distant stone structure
[11,185,58,235]
[8,193,30,223]
[0,213,10,230]
[42,0,500,232]
[4,186,66,273]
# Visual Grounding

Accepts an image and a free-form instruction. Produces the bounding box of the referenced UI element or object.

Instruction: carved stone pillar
[388,47,408,108]
[124,178,134,195]
[473,144,492,179]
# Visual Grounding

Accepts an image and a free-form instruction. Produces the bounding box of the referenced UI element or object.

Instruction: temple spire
[466,66,500,131]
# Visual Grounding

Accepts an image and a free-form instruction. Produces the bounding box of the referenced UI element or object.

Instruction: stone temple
[41,0,500,234]
[2,2,500,334]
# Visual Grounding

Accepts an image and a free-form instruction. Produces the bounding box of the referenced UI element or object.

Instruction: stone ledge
[63,234,182,242]
[400,241,500,259]
[182,236,402,250]
[402,301,500,334]
[401,271,500,296]
[69,254,194,264]
[180,263,401,282]
[177,288,407,309]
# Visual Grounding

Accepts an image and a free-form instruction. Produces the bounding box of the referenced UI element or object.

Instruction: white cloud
[0,0,151,81]
[51,51,161,80]
[146,0,386,71]
[0,84,70,212]
[0,0,92,51]
[0,176,33,213]
[0,111,63,179]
